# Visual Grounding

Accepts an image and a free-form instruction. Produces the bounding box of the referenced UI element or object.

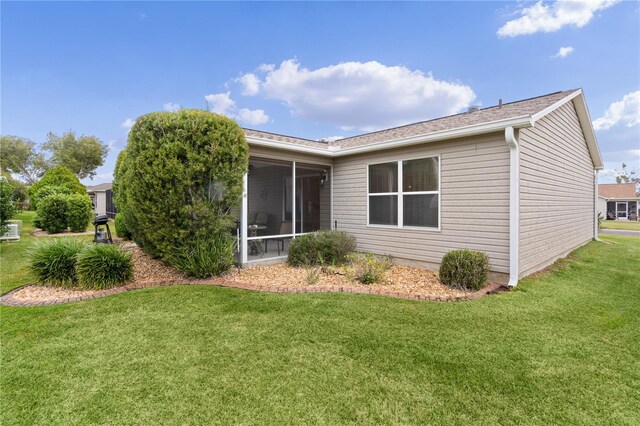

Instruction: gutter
[505,126,520,287]
[245,115,534,158]
[594,170,601,242]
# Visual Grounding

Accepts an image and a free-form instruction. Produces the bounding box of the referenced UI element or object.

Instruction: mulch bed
[1,244,503,306]
[32,228,93,237]
[226,263,469,299]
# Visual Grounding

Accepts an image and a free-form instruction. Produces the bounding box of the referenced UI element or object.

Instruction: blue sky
[2,1,639,184]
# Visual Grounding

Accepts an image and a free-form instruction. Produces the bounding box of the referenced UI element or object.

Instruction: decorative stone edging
[0,279,506,307]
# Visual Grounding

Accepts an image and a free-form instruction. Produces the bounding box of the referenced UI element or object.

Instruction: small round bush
[76,244,133,289]
[29,238,86,287]
[66,193,93,232]
[288,230,356,267]
[439,249,489,291]
[114,214,132,240]
[30,185,72,211]
[168,232,235,278]
[38,194,69,234]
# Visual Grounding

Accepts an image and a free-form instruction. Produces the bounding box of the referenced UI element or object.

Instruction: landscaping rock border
[0,279,506,307]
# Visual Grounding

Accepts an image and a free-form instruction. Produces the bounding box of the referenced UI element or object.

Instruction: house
[86,183,117,218]
[237,89,602,286]
[598,183,639,221]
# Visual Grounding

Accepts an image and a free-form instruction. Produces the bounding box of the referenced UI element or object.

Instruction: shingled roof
[244,89,578,151]
[599,183,639,199]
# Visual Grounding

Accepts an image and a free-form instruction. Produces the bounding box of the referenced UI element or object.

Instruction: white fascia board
[530,89,604,170]
[245,136,332,156]
[246,115,533,158]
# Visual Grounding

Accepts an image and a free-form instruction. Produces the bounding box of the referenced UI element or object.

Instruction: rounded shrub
[30,185,72,211]
[439,249,489,291]
[66,193,93,232]
[114,110,248,275]
[29,165,85,208]
[29,238,86,286]
[76,244,133,289]
[114,214,132,240]
[38,194,69,233]
[288,230,356,267]
[168,232,235,278]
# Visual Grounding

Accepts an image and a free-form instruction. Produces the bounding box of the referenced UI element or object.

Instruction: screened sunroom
[238,157,332,265]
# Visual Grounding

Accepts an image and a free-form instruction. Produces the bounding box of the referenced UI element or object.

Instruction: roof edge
[530,89,604,170]
[247,115,534,158]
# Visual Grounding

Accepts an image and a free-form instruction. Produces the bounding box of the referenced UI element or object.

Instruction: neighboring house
[86,183,117,218]
[232,89,602,286]
[598,183,639,221]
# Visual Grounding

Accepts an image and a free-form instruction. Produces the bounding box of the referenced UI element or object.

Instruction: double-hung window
[367,157,439,229]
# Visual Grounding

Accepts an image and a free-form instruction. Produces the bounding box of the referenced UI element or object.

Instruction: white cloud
[205,92,236,115]
[248,59,475,131]
[237,108,269,125]
[593,91,640,130]
[163,102,181,112]
[258,63,275,72]
[237,73,261,96]
[497,0,619,37]
[107,139,117,151]
[553,46,574,58]
[204,92,270,126]
[121,118,135,129]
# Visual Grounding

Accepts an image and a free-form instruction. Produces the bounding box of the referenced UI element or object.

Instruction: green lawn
[1,212,639,424]
[601,220,640,231]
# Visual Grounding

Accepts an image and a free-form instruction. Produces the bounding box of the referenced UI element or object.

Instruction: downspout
[594,170,600,241]
[505,126,519,287]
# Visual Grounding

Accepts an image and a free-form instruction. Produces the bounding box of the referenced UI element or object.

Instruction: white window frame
[366,155,441,231]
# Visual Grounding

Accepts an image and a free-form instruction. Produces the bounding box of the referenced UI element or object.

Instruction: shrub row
[36,191,93,233]
[29,239,133,289]
[286,230,489,290]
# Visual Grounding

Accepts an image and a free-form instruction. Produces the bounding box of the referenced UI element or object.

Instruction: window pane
[369,195,398,225]
[369,162,397,193]
[403,194,438,227]
[403,157,438,192]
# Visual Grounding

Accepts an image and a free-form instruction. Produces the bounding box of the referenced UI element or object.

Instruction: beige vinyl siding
[519,101,595,276]
[333,132,511,273]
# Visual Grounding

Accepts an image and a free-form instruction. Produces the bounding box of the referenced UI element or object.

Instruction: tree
[614,163,640,195]
[0,136,48,184]
[1,172,29,205]
[42,131,108,180]
[29,165,86,209]
[0,177,16,235]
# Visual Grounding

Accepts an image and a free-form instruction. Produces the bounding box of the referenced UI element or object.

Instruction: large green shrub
[29,238,86,286]
[169,232,235,278]
[0,177,16,235]
[288,230,356,267]
[66,193,93,232]
[439,249,489,291]
[38,194,69,233]
[29,184,72,211]
[114,110,249,275]
[29,165,85,209]
[114,214,132,240]
[76,244,133,289]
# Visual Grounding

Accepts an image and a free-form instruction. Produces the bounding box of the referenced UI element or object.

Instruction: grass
[1,211,639,424]
[601,220,640,231]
